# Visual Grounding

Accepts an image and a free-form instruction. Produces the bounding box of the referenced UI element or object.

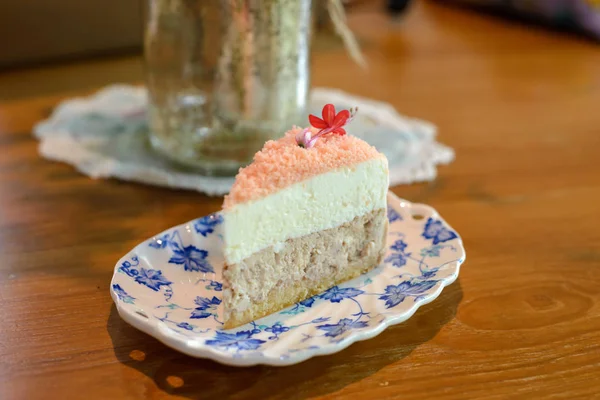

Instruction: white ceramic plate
[110,192,465,366]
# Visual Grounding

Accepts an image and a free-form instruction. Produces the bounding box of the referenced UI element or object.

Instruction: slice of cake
[221,104,389,329]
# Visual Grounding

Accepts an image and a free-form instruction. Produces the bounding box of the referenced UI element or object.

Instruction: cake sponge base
[223,208,388,329]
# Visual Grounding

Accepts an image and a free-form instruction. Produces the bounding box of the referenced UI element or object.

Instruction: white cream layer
[223,158,389,265]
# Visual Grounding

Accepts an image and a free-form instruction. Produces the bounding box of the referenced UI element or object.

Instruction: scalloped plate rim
[110,192,465,366]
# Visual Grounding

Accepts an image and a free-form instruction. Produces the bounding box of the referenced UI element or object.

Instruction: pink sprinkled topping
[298,104,358,148]
[223,127,385,208]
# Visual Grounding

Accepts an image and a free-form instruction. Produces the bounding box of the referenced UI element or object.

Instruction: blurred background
[1,0,598,67]
[0,0,143,70]
[1,0,598,101]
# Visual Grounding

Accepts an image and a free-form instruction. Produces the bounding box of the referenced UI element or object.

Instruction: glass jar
[145,0,312,176]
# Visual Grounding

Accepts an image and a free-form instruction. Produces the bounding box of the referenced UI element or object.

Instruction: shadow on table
[107,279,463,399]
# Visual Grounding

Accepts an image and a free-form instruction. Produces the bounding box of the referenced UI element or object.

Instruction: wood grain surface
[1,2,600,399]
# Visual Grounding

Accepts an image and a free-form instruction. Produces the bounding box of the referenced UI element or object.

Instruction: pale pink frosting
[223,128,385,208]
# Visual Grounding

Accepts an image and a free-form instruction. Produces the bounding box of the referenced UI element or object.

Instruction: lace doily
[34,85,454,196]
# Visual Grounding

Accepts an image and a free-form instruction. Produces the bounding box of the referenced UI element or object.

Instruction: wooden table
[1,2,600,399]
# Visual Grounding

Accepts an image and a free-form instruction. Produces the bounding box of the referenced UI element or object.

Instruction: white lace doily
[34,85,454,196]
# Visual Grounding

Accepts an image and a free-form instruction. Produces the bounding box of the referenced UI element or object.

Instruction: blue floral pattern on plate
[110,192,465,366]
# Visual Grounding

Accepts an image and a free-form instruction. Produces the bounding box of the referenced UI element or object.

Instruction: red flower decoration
[297,104,357,148]
[309,104,351,136]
